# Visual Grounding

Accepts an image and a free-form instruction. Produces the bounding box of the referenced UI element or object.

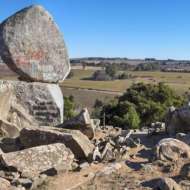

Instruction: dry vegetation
[60,69,190,110]
[61,69,190,94]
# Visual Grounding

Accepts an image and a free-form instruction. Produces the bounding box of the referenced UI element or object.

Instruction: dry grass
[61,69,190,95]
[60,69,190,110]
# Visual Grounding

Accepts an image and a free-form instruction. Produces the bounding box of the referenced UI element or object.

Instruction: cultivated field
[60,69,190,110]
[61,69,190,94]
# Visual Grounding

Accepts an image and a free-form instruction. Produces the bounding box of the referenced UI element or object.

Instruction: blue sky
[0,0,190,59]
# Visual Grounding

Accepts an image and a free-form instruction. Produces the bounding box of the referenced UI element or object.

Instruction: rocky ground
[34,125,189,190]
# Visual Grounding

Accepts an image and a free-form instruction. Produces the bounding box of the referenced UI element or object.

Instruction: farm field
[61,69,190,94]
[60,69,190,110]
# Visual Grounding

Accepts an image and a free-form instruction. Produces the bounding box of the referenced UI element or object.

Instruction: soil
[39,131,175,190]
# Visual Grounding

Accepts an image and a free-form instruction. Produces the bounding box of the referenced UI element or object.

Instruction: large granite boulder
[155,138,190,163]
[166,106,190,135]
[20,127,94,161]
[59,108,95,139]
[0,143,74,179]
[0,5,70,83]
[0,80,63,127]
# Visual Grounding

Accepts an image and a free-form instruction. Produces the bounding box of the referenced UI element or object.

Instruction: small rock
[93,146,101,162]
[12,178,32,189]
[59,108,95,139]
[79,162,90,170]
[31,174,47,189]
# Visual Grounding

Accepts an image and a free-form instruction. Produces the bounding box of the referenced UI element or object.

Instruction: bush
[118,72,132,80]
[105,64,118,78]
[64,95,76,120]
[92,70,111,81]
[135,62,160,71]
[112,102,140,129]
[94,82,185,129]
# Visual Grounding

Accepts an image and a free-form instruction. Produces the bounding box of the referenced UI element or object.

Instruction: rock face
[0,80,63,127]
[59,108,95,139]
[20,127,94,161]
[166,106,190,135]
[0,143,74,179]
[0,5,70,83]
[155,138,190,163]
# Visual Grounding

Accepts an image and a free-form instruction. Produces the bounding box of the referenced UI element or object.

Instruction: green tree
[105,64,118,79]
[64,95,76,120]
[96,82,185,129]
[112,102,140,129]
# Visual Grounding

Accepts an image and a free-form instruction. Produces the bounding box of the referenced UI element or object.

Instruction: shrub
[94,82,185,129]
[64,95,76,120]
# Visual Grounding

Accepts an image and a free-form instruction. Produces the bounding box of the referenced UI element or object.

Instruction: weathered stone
[0,120,20,138]
[179,180,190,190]
[31,174,47,190]
[0,80,63,127]
[180,163,190,180]
[0,137,22,153]
[59,108,95,139]
[155,138,190,163]
[20,127,94,161]
[0,5,70,83]
[176,133,190,145]
[166,106,190,135]
[155,177,182,190]
[93,146,102,162]
[0,177,11,190]
[0,143,74,179]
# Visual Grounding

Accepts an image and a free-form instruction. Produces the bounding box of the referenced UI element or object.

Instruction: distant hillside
[70,57,190,72]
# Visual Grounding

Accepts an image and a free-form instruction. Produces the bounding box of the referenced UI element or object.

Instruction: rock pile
[0,5,69,130]
[0,5,76,190]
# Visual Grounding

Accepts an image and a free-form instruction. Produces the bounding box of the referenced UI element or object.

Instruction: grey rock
[0,137,22,153]
[0,5,70,83]
[176,133,190,145]
[0,120,20,138]
[0,80,63,127]
[92,146,101,162]
[31,174,47,189]
[180,163,190,180]
[155,138,190,163]
[0,177,11,190]
[20,127,94,161]
[179,180,190,190]
[0,143,74,179]
[79,162,90,170]
[59,108,95,139]
[166,106,190,135]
